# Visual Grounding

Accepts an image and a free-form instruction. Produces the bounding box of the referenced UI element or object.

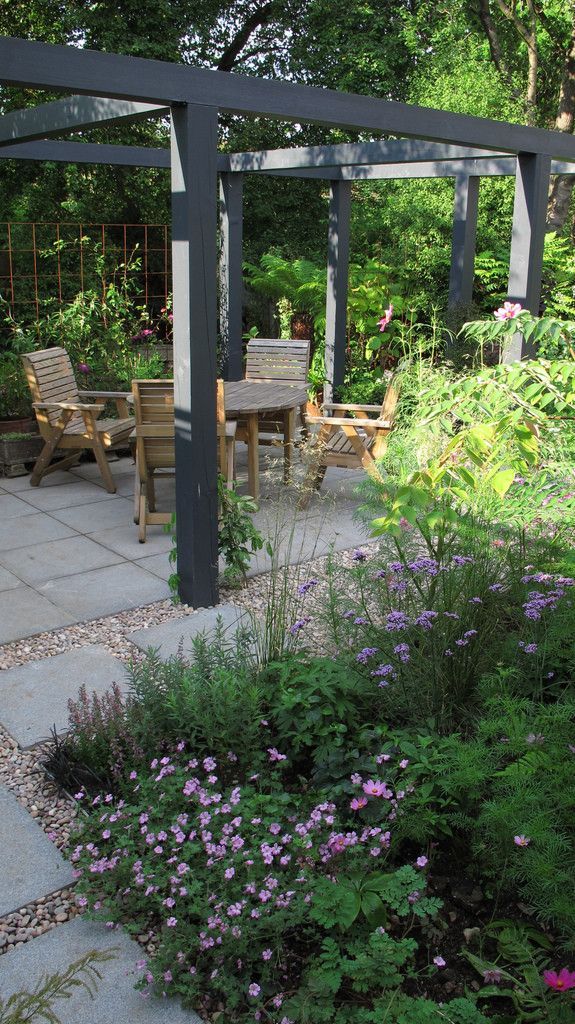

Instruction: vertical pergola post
[448,173,479,307]
[505,151,552,362]
[219,172,244,380]
[171,103,219,606]
[324,180,351,404]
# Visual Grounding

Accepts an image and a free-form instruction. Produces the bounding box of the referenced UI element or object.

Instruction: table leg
[284,407,295,484]
[247,412,259,499]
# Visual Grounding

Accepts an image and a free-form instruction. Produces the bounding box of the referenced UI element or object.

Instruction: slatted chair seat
[298,377,399,507]
[22,346,134,494]
[132,379,236,542]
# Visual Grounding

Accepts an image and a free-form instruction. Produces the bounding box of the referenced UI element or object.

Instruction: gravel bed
[0,890,82,956]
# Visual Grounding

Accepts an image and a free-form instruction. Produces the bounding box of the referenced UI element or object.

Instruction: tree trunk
[547,16,575,232]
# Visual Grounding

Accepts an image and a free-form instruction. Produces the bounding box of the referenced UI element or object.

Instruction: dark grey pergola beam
[0,138,171,167]
[171,103,220,607]
[219,173,244,381]
[219,140,502,172]
[449,175,480,307]
[324,181,351,404]
[3,38,575,161]
[0,95,168,147]
[1,140,575,182]
[505,153,551,362]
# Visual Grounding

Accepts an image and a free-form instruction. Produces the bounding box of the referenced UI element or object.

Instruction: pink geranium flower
[494,301,522,321]
[377,304,393,332]
[543,968,575,991]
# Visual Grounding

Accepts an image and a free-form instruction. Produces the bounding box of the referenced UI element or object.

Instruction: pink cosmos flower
[350,796,368,811]
[543,968,575,991]
[378,304,393,332]
[494,301,522,321]
[362,779,393,799]
[514,835,530,847]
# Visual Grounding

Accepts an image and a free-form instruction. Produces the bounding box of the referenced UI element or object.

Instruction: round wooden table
[224,380,308,499]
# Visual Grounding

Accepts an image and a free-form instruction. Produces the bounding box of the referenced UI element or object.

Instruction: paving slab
[0,469,77,492]
[0,511,76,553]
[49,496,134,533]
[0,785,75,916]
[0,492,38,520]
[0,916,203,1022]
[130,603,249,658]
[0,565,23,592]
[16,479,119,512]
[0,644,129,747]
[38,562,169,619]
[0,535,124,586]
[0,586,75,644]
[89,523,173,560]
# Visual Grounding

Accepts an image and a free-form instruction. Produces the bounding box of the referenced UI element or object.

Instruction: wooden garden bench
[132,379,236,542]
[22,346,134,494]
[298,374,400,508]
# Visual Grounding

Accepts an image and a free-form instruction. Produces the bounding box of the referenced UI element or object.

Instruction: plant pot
[306,400,321,417]
[0,416,37,435]
[0,434,44,477]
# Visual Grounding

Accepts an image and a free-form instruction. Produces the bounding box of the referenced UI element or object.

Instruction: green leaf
[489,468,516,496]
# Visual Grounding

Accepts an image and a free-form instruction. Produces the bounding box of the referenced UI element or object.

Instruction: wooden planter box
[0,434,44,477]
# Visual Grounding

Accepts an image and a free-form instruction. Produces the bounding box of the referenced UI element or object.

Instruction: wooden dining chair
[132,379,236,542]
[298,374,400,508]
[22,346,134,494]
[241,338,311,445]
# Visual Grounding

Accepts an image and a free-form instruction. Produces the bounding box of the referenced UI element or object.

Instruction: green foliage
[0,949,115,1024]
[217,477,272,585]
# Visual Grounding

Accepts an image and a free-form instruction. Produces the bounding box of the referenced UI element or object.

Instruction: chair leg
[225,439,235,490]
[138,489,148,543]
[147,471,156,512]
[133,457,140,524]
[92,441,116,494]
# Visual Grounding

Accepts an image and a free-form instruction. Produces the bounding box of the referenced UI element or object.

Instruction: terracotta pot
[306,400,321,417]
[0,416,37,435]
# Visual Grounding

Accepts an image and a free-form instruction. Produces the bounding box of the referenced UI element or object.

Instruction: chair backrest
[132,379,175,475]
[245,339,310,387]
[22,346,83,437]
[379,374,401,424]
[132,378,228,476]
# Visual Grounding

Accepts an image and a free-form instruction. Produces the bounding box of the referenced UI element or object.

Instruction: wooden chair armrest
[34,401,104,413]
[323,402,383,413]
[307,415,392,429]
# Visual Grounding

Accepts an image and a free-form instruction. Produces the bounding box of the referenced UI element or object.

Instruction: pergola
[1,36,575,609]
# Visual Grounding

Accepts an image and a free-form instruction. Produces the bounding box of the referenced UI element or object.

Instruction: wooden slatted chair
[132,379,236,542]
[298,375,400,508]
[22,346,134,494]
[241,338,311,445]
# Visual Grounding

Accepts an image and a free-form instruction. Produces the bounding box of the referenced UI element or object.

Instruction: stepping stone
[0,785,75,916]
[0,916,203,1022]
[129,604,250,659]
[0,645,128,747]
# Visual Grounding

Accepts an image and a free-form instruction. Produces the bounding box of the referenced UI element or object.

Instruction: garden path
[0,444,371,1016]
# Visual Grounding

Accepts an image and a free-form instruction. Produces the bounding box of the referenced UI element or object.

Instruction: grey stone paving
[0,645,129,747]
[0,586,76,644]
[0,917,204,1022]
[0,450,368,643]
[0,535,124,586]
[37,562,170,619]
[0,785,75,916]
[130,603,250,659]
